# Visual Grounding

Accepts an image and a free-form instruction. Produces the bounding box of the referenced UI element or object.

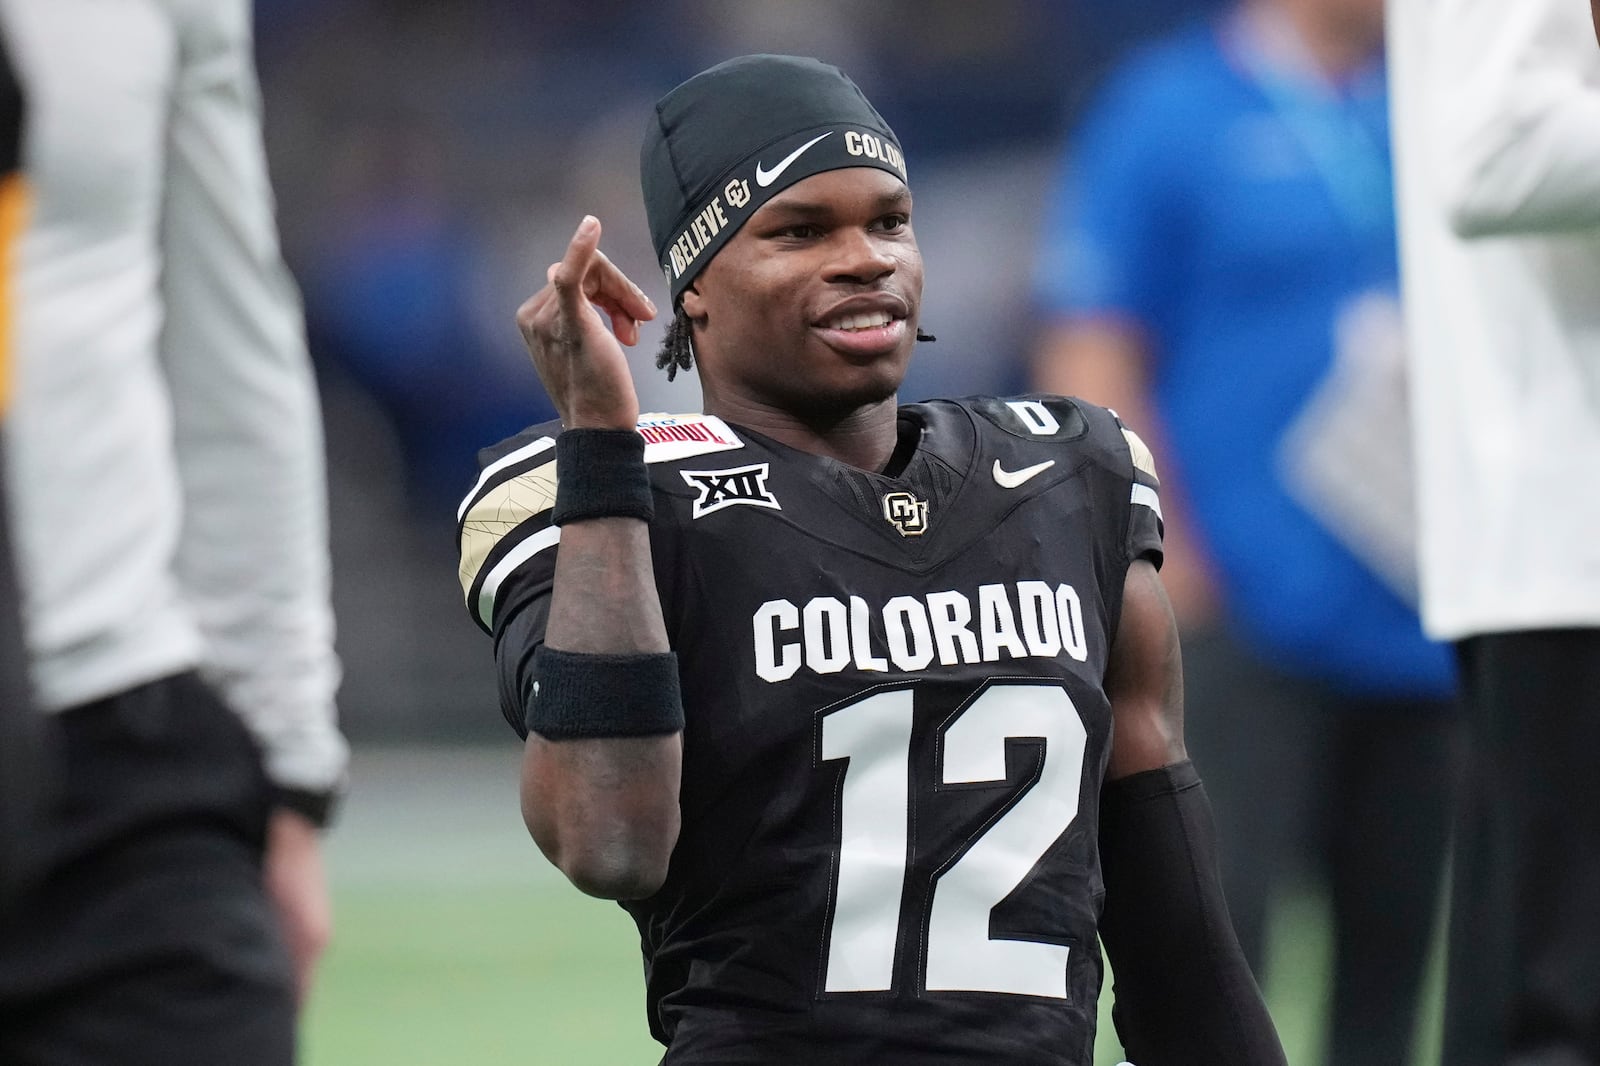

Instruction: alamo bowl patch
[637,413,745,463]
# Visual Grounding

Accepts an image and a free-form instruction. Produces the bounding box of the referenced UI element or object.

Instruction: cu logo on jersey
[881,491,929,536]
[681,463,781,519]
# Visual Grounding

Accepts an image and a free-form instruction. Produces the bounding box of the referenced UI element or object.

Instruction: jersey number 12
[818,681,1087,999]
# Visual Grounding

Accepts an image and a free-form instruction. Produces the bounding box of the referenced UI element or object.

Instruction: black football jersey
[457,395,1164,1065]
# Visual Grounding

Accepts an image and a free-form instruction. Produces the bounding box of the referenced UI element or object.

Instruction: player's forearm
[1098,764,1285,1066]
[523,516,682,899]
[545,518,668,654]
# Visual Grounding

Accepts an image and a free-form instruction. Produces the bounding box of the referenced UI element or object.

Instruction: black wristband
[271,784,341,828]
[527,645,685,739]
[551,428,654,526]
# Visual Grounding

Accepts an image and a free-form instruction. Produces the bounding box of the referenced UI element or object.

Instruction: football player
[458,54,1284,1065]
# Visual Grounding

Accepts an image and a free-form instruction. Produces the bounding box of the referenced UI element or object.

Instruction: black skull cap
[641,54,906,304]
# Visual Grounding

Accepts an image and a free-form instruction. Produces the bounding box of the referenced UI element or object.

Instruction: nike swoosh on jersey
[755,132,833,187]
[992,459,1056,488]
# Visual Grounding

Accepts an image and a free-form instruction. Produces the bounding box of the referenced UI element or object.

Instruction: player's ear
[680,280,707,324]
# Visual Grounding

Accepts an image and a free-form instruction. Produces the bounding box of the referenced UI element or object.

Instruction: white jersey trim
[1130,483,1162,521]
[477,524,562,630]
[458,436,556,522]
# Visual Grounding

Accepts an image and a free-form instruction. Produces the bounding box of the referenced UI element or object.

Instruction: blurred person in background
[1387,1,1600,1062]
[1031,0,1458,1063]
[0,24,34,914]
[0,1,347,1061]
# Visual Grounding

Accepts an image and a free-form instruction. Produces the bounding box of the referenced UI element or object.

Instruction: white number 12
[818,682,1088,999]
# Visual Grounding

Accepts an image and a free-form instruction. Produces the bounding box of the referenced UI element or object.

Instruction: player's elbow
[518,727,684,899]
[522,790,679,900]
[558,844,673,900]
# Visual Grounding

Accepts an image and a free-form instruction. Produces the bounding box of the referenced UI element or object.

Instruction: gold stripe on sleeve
[1120,427,1159,481]
[457,461,559,602]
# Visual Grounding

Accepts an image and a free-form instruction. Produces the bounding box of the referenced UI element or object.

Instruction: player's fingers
[586,288,643,347]
[515,285,552,338]
[549,215,602,324]
[586,247,658,324]
[606,313,640,348]
[517,285,578,357]
[539,257,608,346]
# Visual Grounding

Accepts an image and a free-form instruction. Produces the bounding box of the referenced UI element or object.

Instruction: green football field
[302,747,1443,1066]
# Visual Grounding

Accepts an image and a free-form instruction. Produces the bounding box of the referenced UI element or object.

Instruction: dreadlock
[655,306,695,381]
[655,310,937,381]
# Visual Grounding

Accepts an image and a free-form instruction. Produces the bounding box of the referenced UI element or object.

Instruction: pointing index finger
[550,215,602,322]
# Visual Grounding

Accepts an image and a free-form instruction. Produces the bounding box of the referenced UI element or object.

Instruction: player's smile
[811,292,911,361]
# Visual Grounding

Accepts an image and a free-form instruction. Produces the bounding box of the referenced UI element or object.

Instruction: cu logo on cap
[725,178,750,209]
[882,491,929,537]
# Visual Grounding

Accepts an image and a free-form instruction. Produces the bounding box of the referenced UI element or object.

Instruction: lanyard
[1222,8,1393,239]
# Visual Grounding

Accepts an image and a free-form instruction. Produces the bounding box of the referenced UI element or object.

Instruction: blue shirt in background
[1033,18,1453,697]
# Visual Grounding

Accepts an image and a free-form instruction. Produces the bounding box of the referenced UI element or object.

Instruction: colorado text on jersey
[753,581,1093,682]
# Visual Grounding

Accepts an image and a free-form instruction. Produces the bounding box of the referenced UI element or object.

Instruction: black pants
[1183,627,1461,1066]
[1444,629,1600,1066]
[0,444,43,910]
[0,672,295,1066]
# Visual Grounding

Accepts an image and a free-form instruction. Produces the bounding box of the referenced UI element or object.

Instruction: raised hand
[515,215,659,430]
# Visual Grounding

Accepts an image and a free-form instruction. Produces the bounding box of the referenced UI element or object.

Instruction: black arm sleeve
[1098,760,1286,1066]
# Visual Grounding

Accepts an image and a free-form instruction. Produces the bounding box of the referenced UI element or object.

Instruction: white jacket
[1388,0,1600,639]
[0,0,346,797]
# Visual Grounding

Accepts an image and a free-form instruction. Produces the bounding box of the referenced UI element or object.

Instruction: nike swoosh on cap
[755,132,834,187]
[992,459,1056,489]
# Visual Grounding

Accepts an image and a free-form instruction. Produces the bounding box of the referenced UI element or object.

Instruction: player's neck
[705,392,902,473]
[1243,0,1384,81]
